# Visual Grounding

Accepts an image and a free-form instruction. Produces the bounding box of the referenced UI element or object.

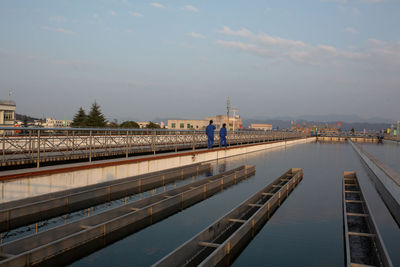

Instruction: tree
[23,115,28,128]
[351,128,355,135]
[71,107,88,127]
[86,102,107,127]
[120,121,140,129]
[146,121,161,129]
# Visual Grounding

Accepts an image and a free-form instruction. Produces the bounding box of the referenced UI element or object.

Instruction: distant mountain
[251,114,396,124]
[242,118,392,131]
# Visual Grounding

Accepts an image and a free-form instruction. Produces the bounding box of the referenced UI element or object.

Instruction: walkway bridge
[0,127,305,169]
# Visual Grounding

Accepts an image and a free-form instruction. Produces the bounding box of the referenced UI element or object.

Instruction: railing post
[28,130,32,159]
[152,131,156,155]
[175,132,178,152]
[126,130,129,158]
[192,131,196,151]
[2,130,5,164]
[89,130,92,163]
[72,130,75,153]
[37,130,40,168]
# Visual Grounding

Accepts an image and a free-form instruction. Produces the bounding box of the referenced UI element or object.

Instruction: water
[359,142,400,173]
[65,142,399,266]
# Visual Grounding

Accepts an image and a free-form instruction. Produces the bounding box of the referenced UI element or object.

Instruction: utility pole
[232,107,237,131]
[226,97,230,130]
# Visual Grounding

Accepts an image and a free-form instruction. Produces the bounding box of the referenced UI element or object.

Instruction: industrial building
[250,123,273,131]
[168,115,242,131]
[0,100,16,128]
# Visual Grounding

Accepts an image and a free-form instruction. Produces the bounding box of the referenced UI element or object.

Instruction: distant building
[205,115,242,130]
[0,100,16,127]
[250,123,273,131]
[168,115,243,131]
[43,118,72,128]
[168,119,208,130]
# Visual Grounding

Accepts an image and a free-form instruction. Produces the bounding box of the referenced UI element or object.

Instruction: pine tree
[86,102,107,127]
[71,107,88,127]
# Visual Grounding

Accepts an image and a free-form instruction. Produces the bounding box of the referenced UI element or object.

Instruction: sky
[0,0,399,122]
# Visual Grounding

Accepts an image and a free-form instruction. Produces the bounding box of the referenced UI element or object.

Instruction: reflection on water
[42,143,400,266]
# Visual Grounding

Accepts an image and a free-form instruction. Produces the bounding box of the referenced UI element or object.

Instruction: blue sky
[0,0,399,122]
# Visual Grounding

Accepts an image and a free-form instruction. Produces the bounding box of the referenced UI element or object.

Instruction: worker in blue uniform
[205,120,216,149]
[219,123,227,148]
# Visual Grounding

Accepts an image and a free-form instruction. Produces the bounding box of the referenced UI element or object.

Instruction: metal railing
[0,127,307,168]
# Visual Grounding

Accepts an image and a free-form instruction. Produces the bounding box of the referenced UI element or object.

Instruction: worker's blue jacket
[219,127,227,138]
[206,124,216,137]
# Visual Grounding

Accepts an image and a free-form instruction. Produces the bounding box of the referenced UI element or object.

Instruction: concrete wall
[0,137,315,203]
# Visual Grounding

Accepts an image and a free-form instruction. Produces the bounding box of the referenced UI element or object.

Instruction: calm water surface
[71,142,400,267]
[359,141,400,173]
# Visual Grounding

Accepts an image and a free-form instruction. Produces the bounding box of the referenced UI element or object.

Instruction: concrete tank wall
[0,137,315,203]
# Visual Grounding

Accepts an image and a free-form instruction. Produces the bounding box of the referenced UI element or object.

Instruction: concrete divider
[350,141,400,226]
[154,168,303,267]
[0,163,211,232]
[0,165,256,266]
[343,171,393,267]
[0,137,314,203]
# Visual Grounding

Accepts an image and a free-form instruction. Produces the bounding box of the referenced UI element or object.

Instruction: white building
[0,100,16,127]
[250,123,273,131]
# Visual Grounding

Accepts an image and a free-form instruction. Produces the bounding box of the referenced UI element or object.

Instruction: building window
[196,125,199,129]
[4,111,14,121]
[187,124,191,129]
[180,123,184,129]
[171,123,176,128]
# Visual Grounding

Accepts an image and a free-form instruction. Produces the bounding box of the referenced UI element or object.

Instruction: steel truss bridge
[0,127,306,168]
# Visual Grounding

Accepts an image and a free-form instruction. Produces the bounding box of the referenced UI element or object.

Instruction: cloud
[219,26,307,47]
[216,40,272,56]
[151,3,165,8]
[188,32,205,39]
[184,5,199,13]
[216,26,369,65]
[110,10,117,16]
[130,12,143,17]
[345,27,359,34]
[40,26,75,35]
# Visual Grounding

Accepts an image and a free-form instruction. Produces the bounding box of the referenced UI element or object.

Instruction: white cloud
[188,32,205,39]
[318,44,338,54]
[40,26,75,35]
[345,27,359,34]
[184,5,199,13]
[219,26,307,47]
[216,26,368,65]
[130,12,143,17]
[151,3,165,8]
[216,40,272,56]
[110,10,117,16]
